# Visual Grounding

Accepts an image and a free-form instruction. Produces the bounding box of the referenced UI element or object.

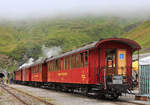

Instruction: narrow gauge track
[1,85,53,105]
[0,85,28,105]
[3,84,146,105]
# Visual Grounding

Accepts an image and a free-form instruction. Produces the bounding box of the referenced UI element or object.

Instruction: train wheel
[97,94,106,99]
[111,93,119,99]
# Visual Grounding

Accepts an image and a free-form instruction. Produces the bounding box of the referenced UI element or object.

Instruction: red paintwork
[15,70,22,81]
[22,68,31,82]
[31,63,47,82]
[47,67,89,84]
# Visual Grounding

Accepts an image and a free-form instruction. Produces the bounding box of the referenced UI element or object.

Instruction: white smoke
[42,45,61,58]
[19,58,34,69]
[19,45,61,69]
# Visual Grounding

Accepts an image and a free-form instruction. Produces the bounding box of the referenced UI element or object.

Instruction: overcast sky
[0,0,150,19]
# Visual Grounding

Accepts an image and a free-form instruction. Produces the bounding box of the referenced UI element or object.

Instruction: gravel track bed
[1,84,52,105]
[0,85,22,105]
[8,84,150,105]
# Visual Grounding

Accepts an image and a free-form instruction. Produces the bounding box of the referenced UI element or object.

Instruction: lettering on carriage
[58,72,68,76]
[81,70,86,80]
[34,74,38,78]
[81,74,86,79]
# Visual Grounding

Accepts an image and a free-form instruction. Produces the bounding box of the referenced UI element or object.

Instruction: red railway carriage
[46,51,89,84]
[30,61,47,84]
[22,67,31,82]
[14,69,22,83]
[46,38,141,97]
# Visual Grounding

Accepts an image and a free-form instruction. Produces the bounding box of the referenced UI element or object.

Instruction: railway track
[1,84,146,105]
[0,84,53,105]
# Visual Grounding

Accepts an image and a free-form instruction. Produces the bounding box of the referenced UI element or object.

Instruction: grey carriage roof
[46,38,141,62]
[46,41,97,62]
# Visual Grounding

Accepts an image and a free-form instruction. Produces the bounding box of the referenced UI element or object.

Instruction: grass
[0,16,147,71]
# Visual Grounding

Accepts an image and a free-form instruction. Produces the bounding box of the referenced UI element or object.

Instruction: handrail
[98,66,134,84]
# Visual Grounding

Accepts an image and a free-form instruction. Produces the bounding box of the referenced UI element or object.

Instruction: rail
[1,84,53,105]
[0,85,28,105]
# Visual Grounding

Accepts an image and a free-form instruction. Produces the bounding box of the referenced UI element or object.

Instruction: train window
[59,59,61,70]
[54,60,56,71]
[40,64,42,72]
[63,58,66,70]
[54,61,56,71]
[50,63,52,71]
[58,60,59,70]
[85,51,88,67]
[78,54,80,67]
[65,57,67,70]
[72,55,76,68]
[52,61,54,71]
[76,54,79,68]
[35,67,37,73]
[80,53,84,67]
[61,58,63,70]
[50,62,52,71]
[52,62,53,71]
[36,66,38,73]
[60,58,62,70]
[38,66,39,72]
[35,67,36,73]
[55,60,58,70]
[49,63,51,71]
[70,56,72,69]
[35,66,37,73]
[68,56,70,70]
[67,57,69,69]
[52,62,54,71]
[67,57,70,70]
[47,63,49,71]
[53,61,55,71]
[33,67,35,73]
[58,59,61,70]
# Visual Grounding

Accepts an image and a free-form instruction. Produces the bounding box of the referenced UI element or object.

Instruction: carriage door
[117,49,127,76]
[105,49,116,84]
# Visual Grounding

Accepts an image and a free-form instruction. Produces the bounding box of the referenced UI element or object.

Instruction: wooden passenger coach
[14,38,141,99]
[46,38,141,85]
[30,61,47,85]
[14,69,22,84]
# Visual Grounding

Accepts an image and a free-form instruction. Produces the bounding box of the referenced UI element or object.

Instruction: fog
[0,0,150,20]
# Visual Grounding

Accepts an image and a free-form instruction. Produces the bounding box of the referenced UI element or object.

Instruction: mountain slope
[0,16,142,71]
[124,20,150,52]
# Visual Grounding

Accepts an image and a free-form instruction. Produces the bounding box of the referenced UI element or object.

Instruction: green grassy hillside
[0,16,142,71]
[124,20,150,52]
